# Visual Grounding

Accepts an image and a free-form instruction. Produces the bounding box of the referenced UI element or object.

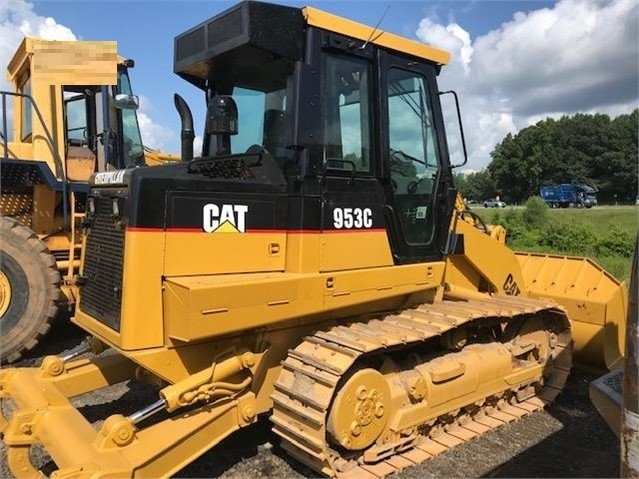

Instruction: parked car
[483,198,507,208]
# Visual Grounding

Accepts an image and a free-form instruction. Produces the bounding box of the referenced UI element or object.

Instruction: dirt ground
[1,318,620,479]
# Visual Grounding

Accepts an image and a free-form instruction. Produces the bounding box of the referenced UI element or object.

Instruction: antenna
[361,5,390,50]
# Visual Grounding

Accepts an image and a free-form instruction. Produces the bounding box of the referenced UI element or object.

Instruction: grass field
[475,205,638,283]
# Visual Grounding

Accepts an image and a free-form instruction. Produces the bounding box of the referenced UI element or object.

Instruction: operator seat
[263,109,289,170]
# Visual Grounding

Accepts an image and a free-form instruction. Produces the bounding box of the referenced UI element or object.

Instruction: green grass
[475,205,638,283]
[478,205,638,235]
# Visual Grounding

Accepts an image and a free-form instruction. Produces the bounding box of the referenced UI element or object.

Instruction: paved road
[1,319,620,478]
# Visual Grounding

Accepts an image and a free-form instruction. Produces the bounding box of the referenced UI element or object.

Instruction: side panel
[164,231,287,276]
[162,262,445,344]
[162,192,287,275]
[320,230,394,272]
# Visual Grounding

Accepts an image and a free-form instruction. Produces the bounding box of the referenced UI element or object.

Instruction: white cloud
[137,95,177,153]
[1,0,175,156]
[416,0,639,171]
[193,135,203,157]
[1,1,76,75]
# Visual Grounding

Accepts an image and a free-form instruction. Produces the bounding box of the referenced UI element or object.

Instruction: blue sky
[3,0,638,169]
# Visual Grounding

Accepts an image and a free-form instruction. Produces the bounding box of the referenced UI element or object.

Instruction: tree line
[455,109,638,204]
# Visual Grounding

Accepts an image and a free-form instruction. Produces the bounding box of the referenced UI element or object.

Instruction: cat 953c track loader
[0,37,178,363]
[0,2,628,478]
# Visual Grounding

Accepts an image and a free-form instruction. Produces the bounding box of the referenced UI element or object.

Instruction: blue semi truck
[539,183,598,208]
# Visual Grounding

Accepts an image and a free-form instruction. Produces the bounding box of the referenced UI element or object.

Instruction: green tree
[488,109,638,204]
[468,170,497,201]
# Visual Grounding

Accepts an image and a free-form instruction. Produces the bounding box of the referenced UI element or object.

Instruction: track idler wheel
[327,369,390,451]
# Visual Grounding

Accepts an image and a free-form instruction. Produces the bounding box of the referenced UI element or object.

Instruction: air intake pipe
[174,93,194,162]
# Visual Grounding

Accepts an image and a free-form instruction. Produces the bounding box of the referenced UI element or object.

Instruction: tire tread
[1,216,61,364]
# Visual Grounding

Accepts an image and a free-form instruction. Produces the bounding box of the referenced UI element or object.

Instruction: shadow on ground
[482,371,619,478]
[15,310,86,367]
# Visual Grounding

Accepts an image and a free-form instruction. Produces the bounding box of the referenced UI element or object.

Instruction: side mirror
[114,94,140,110]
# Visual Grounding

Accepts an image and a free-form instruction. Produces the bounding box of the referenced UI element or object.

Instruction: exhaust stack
[173,93,194,162]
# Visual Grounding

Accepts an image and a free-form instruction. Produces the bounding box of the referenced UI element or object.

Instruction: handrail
[1,93,7,160]
[439,90,468,168]
[0,90,69,229]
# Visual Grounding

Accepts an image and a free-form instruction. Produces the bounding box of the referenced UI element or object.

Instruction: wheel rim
[0,270,12,318]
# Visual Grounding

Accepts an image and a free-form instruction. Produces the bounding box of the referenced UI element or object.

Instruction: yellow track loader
[0,2,628,478]
[0,37,178,363]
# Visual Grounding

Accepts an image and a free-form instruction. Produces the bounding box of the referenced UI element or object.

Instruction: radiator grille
[79,194,125,331]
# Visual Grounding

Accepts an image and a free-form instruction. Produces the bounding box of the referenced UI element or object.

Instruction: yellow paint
[32,40,117,86]
[284,232,320,273]
[6,38,117,179]
[211,220,239,233]
[446,196,627,372]
[144,149,180,166]
[3,142,32,161]
[516,252,628,370]
[74,230,166,350]
[0,270,11,317]
[320,230,394,272]
[31,185,58,234]
[163,260,444,347]
[118,231,166,349]
[446,218,526,295]
[164,231,287,276]
[1,11,630,478]
[303,6,450,65]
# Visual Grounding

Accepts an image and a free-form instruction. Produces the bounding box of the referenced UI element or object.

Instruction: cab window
[64,93,88,143]
[20,74,32,140]
[322,53,373,174]
[117,69,145,166]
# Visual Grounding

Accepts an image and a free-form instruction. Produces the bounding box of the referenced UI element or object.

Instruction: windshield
[117,68,145,167]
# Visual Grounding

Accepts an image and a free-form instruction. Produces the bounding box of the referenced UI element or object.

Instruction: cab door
[380,52,453,264]
[318,50,393,272]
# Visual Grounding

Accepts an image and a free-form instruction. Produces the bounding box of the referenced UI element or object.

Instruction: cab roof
[174,1,451,89]
[302,6,450,66]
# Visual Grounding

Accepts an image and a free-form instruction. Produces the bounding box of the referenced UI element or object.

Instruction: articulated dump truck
[0,2,628,478]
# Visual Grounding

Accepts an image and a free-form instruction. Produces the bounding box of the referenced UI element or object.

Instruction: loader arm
[448,199,627,371]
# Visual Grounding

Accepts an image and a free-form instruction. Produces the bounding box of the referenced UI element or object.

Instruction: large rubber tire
[0,217,61,364]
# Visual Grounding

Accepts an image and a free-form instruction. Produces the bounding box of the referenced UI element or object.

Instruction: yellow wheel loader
[0,2,628,478]
[0,38,178,363]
